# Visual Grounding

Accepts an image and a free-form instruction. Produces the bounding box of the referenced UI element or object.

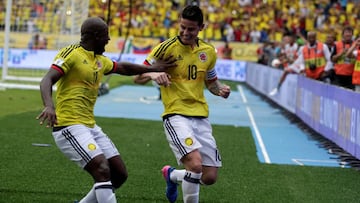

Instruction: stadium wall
[246,62,360,160]
[0,48,247,82]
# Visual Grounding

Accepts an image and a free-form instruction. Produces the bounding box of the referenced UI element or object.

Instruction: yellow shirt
[52,45,114,127]
[145,36,217,118]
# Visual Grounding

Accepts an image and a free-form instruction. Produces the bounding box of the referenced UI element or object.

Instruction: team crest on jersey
[88,143,96,151]
[199,52,207,62]
[53,59,64,67]
[185,137,193,146]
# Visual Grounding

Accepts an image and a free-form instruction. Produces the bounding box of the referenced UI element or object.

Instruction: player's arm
[37,67,62,127]
[133,58,156,84]
[206,79,230,99]
[133,73,153,84]
[205,69,230,98]
[134,72,171,86]
[133,55,172,86]
[114,55,176,76]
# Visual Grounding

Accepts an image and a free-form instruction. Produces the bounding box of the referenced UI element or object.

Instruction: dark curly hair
[181,5,203,26]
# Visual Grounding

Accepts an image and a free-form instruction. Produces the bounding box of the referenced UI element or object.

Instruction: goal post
[0,0,89,90]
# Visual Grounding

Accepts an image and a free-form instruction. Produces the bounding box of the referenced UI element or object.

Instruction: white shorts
[163,115,222,167]
[52,124,119,168]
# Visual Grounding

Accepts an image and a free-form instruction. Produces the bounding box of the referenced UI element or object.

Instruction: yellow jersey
[51,44,115,127]
[145,36,217,118]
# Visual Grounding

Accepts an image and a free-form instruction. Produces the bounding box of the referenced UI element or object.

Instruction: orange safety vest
[353,50,360,85]
[334,41,355,76]
[303,42,326,79]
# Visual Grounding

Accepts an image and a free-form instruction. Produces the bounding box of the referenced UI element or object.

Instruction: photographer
[293,31,333,81]
[331,26,355,90]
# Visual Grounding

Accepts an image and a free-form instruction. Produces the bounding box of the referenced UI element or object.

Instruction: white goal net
[0,0,89,90]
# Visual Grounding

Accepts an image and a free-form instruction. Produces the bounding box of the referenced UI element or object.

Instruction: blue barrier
[246,62,360,160]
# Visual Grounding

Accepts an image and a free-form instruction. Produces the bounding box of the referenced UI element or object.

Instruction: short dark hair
[342,25,353,35]
[181,5,203,26]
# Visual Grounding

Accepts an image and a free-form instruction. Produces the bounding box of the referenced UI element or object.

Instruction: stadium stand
[1,0,359,42]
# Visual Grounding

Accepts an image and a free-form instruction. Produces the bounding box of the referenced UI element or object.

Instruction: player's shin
[182,171,202,203]
[94,181,116,203]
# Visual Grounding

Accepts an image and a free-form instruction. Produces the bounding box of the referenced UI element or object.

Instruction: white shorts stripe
[164,119,187,156]
[163,115,222,167]
[62,129,91,163]
[52,124,120,168]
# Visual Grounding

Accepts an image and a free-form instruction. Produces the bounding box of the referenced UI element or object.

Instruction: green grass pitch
[1,85,360,202]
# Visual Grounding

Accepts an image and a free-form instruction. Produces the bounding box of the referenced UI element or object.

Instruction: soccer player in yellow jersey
[134,5,231,203]
[36,17,176,203]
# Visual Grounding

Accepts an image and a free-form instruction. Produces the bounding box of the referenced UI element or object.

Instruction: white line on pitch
[139,97,152,104]
[237,84,271,163]
[237,85,247,103]
[246,106,271,164]
[292,158,340,166]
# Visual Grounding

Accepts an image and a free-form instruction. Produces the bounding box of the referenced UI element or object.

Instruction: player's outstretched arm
[115,55,176,76]
[134,72,171,87]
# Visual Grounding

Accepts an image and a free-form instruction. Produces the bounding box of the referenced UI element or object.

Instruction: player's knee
[86,157,112,182]
[96,161,111,180]
[112,170,128,189]
[201,174,217,185]
[182,151,203,173]
[190,163,203,174]
[201,168,218,185]
[89,160,111,182]
[183,161,202,174]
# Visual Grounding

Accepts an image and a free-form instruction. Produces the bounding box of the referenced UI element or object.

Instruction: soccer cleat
[269,88,278,96]
[162,165,178,203]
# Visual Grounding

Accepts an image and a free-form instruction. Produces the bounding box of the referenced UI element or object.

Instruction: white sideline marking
[292,158,340,166]
[238,85,271,164]
[237,85,247,103]
[113,97,156,104]
[246,107,271,164]
[139,97,151,104]
[113,98,140,103]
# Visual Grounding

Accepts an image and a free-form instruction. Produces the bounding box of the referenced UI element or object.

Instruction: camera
[309,64,316,70]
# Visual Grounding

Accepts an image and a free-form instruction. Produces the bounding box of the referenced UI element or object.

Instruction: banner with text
[246,63,360,160]
[0,49,246,82]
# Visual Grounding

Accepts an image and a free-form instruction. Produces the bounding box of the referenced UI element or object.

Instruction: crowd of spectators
[1,0,360,43]
[257,0,360,66]
[87,0,360,43]
[1,0,360,91]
